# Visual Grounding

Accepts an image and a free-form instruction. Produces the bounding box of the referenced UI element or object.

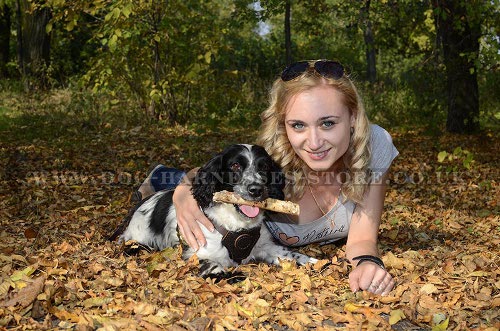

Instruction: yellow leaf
[233,302,252,317]
[252,298,271,318]
[420,283,438,294]
[344,302,364,312]
[0,279,13,296]
[83,296,112,308]
[280,260,295,271]
[134,302,156,315]
[10,265,37,281]
[389,309,406,325]
[384,252,405,269]
[103,277,123,287]
[432,314,449,331]
[467,271,490,277]
[300,274,312,291]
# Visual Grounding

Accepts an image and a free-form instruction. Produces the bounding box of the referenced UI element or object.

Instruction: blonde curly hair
[257,63,371,205]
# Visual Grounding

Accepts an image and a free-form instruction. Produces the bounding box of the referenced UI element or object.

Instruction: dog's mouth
[235,204,261,218]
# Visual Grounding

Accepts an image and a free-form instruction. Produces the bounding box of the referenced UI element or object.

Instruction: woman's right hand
[172,181,214,251]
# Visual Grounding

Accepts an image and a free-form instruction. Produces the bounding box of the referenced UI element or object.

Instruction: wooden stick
[213,190,300,215]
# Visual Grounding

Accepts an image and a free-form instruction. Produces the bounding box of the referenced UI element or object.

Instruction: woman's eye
[322,121,336,128]
[291,122,304,130]
[230,163,241,172]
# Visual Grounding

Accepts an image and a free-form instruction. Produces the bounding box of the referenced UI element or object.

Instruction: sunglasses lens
[281,61,309,81]
[314,61,344,79]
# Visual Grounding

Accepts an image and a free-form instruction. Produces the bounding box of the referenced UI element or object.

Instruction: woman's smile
[307,148,331,160]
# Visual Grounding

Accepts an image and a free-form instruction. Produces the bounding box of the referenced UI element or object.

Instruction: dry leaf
[1,275,46,309]
[389,309,406,325]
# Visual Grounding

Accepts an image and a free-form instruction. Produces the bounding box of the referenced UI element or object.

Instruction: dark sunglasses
[280,60,344,81]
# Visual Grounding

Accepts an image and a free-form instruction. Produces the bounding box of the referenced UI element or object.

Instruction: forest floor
[0,94,499,330]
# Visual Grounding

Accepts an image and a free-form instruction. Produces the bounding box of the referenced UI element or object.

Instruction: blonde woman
[141,60,398,295]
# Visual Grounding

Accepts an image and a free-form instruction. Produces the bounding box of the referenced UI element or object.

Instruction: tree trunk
[0,3,11,78]
[16,0,52,91]
[361,0,376,83]
[284,0,292,64]
[433,0,481,133]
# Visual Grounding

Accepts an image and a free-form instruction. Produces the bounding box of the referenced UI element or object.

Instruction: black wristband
[352,255,385,270]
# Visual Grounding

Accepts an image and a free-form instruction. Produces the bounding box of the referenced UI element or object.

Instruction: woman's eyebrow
[319,115,341,120]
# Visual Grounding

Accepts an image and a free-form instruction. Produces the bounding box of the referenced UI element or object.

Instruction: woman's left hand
[348,262,395,296]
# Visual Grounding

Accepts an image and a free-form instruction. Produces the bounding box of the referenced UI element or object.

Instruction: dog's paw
[293,253,318,266]
[198,259,226,277]
[204,271,247,284]
[122,241,153,256]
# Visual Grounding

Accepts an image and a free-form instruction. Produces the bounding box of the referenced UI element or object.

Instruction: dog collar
[213,224,261,263]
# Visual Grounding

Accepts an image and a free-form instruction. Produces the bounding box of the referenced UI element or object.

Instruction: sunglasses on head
[280,60,344,81]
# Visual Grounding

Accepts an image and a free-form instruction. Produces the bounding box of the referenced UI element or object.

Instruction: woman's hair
[257,65,371,204]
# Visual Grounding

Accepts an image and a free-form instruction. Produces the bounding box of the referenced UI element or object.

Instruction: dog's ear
[268,160,285,200]
[191,153,224,209]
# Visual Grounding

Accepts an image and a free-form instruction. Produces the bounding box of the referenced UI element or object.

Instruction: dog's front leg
[192,230,238,278]
[247,227,318,266]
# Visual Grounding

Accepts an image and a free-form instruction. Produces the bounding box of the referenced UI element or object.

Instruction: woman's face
[284,85,354,173]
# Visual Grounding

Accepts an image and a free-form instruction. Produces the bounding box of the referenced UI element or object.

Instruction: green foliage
[437,147,475,172]
[1,0,498,130]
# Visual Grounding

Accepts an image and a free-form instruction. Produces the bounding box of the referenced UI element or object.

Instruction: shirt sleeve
[369,124,399,182]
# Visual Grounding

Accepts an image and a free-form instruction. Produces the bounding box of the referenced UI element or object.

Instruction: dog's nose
[247,184,264,198]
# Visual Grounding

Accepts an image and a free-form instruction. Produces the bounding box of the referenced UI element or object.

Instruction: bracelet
[352,255,385,270]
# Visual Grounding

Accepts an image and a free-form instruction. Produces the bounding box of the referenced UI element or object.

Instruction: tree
[0,1,11,77]
[360,0,376,82]
[433,0,481,133]
[284,0,291,64]
[16,0,52,90]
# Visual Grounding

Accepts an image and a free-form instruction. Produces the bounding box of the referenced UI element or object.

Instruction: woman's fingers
[349,262,394,296]
[177,210,211,250]
[369,271,394,295]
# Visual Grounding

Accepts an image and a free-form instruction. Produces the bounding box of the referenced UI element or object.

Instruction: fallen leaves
[1,121,499,330]
[1,275,46,309]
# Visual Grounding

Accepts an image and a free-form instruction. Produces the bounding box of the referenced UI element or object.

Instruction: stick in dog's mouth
[213,190,300,216]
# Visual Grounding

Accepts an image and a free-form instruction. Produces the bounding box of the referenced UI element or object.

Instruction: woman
[139,60,398,295]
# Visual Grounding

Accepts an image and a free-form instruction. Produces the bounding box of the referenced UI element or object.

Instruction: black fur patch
[149,190,174,235]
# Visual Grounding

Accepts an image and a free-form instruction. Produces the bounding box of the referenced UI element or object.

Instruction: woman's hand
[172,182,214,251]
[348,262,394,296]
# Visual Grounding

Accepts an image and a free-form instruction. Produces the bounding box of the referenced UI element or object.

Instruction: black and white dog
[118,144,316,278]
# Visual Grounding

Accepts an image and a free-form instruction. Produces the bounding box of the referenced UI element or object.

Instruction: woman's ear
[350,112,356,128]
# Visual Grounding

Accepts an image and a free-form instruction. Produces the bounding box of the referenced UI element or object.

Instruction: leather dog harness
[213,223,261,263]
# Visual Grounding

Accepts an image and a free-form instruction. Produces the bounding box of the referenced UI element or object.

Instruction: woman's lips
[307,148,330,160]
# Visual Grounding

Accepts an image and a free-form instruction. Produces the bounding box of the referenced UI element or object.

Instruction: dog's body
[119,144,316,277]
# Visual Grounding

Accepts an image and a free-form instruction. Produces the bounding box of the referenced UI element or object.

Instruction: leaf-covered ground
[0,95,498,330]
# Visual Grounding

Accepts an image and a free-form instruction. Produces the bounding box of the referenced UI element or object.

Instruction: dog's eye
[259,163,270,172]
[230,163,241,172]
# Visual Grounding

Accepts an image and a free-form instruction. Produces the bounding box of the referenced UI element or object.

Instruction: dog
[117,144,317,278]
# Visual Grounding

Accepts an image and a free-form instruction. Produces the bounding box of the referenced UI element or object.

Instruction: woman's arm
[345,171,395,296]
[172,168,214,250]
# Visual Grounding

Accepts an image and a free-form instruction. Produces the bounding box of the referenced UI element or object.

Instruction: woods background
[1,0,499,133]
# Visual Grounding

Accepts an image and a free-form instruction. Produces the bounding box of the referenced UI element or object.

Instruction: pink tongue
[239,205,260,218]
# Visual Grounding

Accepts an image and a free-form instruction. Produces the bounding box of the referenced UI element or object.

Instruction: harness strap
[213,223,261,263]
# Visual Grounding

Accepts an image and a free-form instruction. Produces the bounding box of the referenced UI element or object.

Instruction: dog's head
[192,144,284,217]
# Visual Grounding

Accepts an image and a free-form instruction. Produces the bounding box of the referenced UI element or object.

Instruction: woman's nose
[307,128,323,150]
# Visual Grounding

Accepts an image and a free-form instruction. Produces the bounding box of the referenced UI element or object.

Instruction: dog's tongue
[239,205,260,218]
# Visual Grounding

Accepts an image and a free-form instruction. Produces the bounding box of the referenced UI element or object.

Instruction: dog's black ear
[268,159,285,200]
[191,153,223,209]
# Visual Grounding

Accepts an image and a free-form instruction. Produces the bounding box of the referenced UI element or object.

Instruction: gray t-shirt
[264,124,399,247]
